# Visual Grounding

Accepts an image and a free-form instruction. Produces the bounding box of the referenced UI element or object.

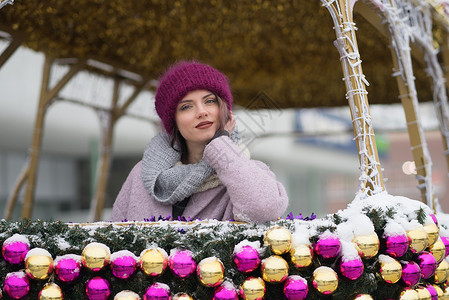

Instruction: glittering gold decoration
[430,237,446,263]
[433,285,444,298]
[173,293,193,300]
[354,295,374,300]
[81,243,110,272]
[239,277,266,300]
[261,255,289,283]
[114,291,141,300]
[424,223,440,247]
[263,226,292,255]
[312,266,338,295]
[38,283,63,300]
[407,227,429,253]
[353,233,380,259]
[290,244,313,268]
[435,259,449,283]
[379,257,402,284]
[399,288,419,300]
[25,254,54,280]
[416,287,432,300]
[139,248,168,277]
[197,257,224,287]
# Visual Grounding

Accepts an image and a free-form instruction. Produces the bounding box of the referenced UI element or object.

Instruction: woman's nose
[196,105,208,117]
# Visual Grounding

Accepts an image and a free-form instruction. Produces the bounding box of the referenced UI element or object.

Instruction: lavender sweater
[110,136,289,223]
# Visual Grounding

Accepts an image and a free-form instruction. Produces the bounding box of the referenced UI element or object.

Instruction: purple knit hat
[155,61,233,134]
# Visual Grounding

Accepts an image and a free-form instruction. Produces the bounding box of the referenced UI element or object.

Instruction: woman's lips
[196,121,213,129]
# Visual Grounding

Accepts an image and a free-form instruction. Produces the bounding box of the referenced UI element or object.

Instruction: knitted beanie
[155,61,233,134]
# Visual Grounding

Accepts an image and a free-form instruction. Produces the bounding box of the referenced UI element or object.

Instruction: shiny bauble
[25,248,54,280]
[384,233,409,258]
[312,266,338,295]
[314,233,341,259]
[54,254,82,282]
[425,285,438,300]
[407,227,429,253]
[434,259,449,283]
[431,285,444,299]
[290,244,313,269]
[85,276,111,300]
[283,275,308,300]
[111,250,138,279]
[430,214,439,226]
[400,261,421,287]
[213,283,239,300]
[416,251,437,279]
[353,233,379,259]
[264,226,292,255]
[172,293,193,300]
[354,295,373,300]
[114,291,141,300]
[261,255,289,283]
[233,245,260,273]
[378,255,402,284]
[429,237,446,263]
[3,271,30,300]
[2,234,30,265]
[340,256,364,280]
[239,277,266,300]
[38,283,63,300]
[143,282,171,300]
[398,288,419,300]
[440,235,449,257]
[81,242,111,272]
[415,286,432,300]
[424,223,439,247]
[140,248,168,277]
[168,249,196,278]
[197,257,224,287]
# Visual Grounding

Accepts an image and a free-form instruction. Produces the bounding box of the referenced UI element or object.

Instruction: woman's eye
[206,98,217,104]
[180,105,191,111]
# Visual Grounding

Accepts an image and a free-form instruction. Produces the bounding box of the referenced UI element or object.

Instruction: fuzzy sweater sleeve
[110,163,139,222]
[203,136,289,223]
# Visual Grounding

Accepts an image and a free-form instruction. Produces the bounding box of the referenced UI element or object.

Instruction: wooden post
[0,31,23,69]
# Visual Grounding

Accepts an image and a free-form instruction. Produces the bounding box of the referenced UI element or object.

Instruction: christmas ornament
[425,285,438,300]
[290,244,313,269]
[407,227,429,253]
[239,277,266,300]
[2,234,30,265]
[85,276,111,300]
[424,222,439,247]
[353,233,379,259]
[431,285,443,298]
[173,293,193,300]
[233,244,260,273]
[168,249,196,278]
[312,266,338,295]
[398,288,419,300]
[213,282,239,300]
[54,254,82,282]
[354,295,373,300]
[114,291,141,300]
[384,233,409,258]
[3,271,30,300]
[314,233,341,259]
[111,250,138,279]
[25,248,54,280]
[340,256,364,280]
[430,214,438,226]
[378,255,402,284]
[416,251,437,279]
[400,261,421,287]
[261,255,289,283]
[416,286,432,300]
[140,248,168,277]
[197,257,224,287]
[38,283,63,300]
[434,259,449,283]
[429,238,446,263]
[264,226,292,255]
[283,275,308,300]
[81,242,111,272]
[143,282,171,300]
[440,235,449,257]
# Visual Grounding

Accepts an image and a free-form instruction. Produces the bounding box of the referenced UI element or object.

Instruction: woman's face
[175,89,220,146]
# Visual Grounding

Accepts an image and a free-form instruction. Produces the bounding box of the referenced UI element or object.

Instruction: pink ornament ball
[213,283,239,300]
[3,271,30,300]
[400,261,421,287]
[426,284,438,300]
[233,245,260,273]
[85,276,111,300]
[2,235,30,265]
[340,257,364,280]
[143,282,171,300]
[416,251,437,279]
[440,236,449,257]
[283,275,308,300]
[430,214,438,227]
[168,250,196,278]
[384,234,409,258]
[314,234,341,259]
[111,250,138,279]
[55,254,82,282]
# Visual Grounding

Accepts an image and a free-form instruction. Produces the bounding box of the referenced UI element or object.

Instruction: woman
[110,61,288,223]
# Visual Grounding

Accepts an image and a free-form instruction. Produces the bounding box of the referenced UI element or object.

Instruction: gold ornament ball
[261,255,289,283]
[424,223,439,247]
[38,283,63,300]
[429,237,446,263]
[379,257,402,284]
[197,257,224,287]
[354,295,373,300]
[264,226,292,255]
[398,288,419,300]
[415,286,432,300]
[435,259,449,284]
[443,287,449,300]
[25,253,54,280]
[312,266,338,295]
[114,291,141,300]
[407,227,429,253]
[173,293,193,300]
[290,244,313,268]
[432,285,444,298]
[81,242,110,272]
[139,248,168,276]
[239,277,266,300]
[352,233,379,259]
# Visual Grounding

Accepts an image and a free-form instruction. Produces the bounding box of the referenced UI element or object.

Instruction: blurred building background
[1,47,449,222]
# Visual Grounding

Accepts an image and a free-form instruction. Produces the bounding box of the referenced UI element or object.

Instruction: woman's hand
[224,111,235,133]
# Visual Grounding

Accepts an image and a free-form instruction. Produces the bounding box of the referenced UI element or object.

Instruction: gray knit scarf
[141,130,240,205]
